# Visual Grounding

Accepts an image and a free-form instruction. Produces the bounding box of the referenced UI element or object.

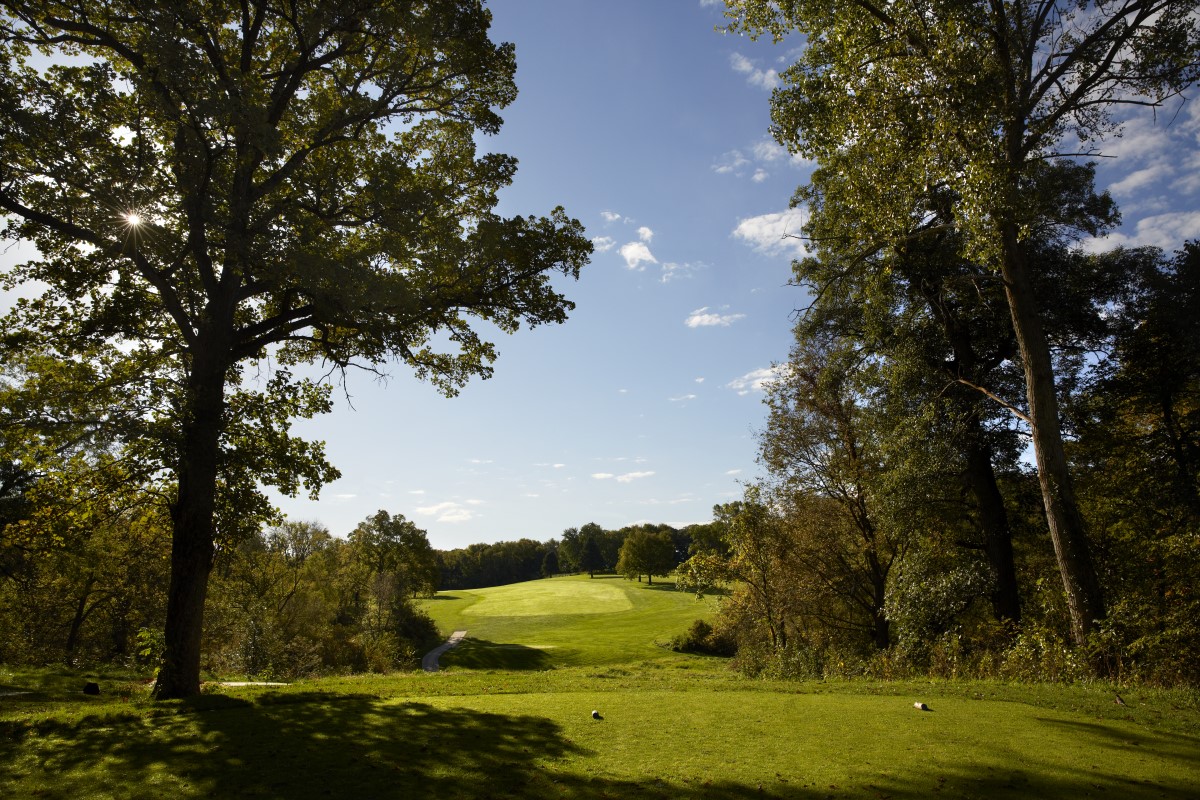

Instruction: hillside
[418,573,718,668]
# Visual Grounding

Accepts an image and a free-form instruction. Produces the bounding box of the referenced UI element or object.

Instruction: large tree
[0,0,590,698]
[726,0,1199,649]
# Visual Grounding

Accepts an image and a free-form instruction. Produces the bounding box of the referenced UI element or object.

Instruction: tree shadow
[441,639,555,671]
[3,690,1199,799]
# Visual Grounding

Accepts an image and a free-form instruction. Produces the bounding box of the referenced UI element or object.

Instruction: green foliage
[0,0,590,697]
[615,527,675,584]
[726,0,1200,652]
[668,619,736,657]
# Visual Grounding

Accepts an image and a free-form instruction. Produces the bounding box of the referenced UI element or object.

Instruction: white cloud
[726,469,743,475]
[695,377,705,384]
[637,226,654,242]
[409,489,426,495]
[1081,211,1200,252]
[685,307,746,327]
[713,149,751,175]
[553,463,566,469]
[592,470,656,483]
[660,261,702,283]
[752,169,769,183]
[414,501,477,524]
[733,208,808,257]
[726,366,783,396]
[670,394,697,402]
[601,210,623,223]
[619,241,658,270]
[730,53,779,90]
[592,235,616,252]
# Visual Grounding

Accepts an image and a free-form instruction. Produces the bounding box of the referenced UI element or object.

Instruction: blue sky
[234,0,1200,548]
[3,1,1197,551]
[273,0,819,547]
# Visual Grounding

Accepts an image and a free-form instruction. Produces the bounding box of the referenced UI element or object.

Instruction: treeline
[437,521,709,589]
[0,472,714,678]
[0,499,442,680]
[688,2,1200,688]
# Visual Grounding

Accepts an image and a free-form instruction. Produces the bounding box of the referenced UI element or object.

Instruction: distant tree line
[436,521,710,589]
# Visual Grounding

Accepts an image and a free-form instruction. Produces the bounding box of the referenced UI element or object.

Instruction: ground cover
[3,576,1198,798]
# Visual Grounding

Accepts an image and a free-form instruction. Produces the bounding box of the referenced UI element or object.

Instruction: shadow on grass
[2,690,1199,799]
[442,639,555,671]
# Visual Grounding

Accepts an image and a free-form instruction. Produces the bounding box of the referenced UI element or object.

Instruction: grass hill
[418,573,717,668]
[3,574,1199,798]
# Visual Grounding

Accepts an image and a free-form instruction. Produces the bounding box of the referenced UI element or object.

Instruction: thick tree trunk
[153,336,228,700]
[999,228,1105,648]
[962,415,1022,625]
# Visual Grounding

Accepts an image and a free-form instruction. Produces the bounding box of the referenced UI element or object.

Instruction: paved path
[422,630,467,672]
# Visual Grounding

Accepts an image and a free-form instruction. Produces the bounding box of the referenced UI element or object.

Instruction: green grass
[418,573,718,669]
[3,576,1199,799]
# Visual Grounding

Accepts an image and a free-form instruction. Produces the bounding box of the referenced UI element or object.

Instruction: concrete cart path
[422,630,467,672]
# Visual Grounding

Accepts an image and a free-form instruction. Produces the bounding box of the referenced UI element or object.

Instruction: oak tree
[0,0,590,697]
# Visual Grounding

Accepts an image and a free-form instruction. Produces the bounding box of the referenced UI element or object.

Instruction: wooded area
[684,0,1199,684]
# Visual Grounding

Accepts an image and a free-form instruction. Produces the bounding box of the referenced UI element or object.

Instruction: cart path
[422,630,467,672]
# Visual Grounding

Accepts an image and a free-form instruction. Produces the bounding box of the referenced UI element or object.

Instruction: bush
[670,619,735,657]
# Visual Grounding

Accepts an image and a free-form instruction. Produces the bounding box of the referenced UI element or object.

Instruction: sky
[3,1,1197,550]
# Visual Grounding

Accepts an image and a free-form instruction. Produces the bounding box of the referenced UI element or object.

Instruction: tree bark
[153,332,229,700]
[962,414,1022,625]
[999,227,1105,647]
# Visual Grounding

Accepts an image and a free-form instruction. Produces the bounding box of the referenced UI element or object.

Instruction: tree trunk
[962,415,1022,625]
[153,336,228,700]
[999,228,1105,647]
[64,574,98,661]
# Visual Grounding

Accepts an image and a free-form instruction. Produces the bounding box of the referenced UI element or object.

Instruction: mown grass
[3,575,1199,799]
[419,573,718,668]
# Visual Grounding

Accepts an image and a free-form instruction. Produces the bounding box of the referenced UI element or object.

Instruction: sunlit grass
[3,665,1198,799]
[418,573,718,668]
[4,576,1199,798]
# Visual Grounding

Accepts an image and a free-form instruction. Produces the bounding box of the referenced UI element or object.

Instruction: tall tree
[726,0,1199,649]
[0,0,590,698]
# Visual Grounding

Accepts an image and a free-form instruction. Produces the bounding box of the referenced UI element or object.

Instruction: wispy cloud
[670,394,697,402]
[715,137,813,181]
[661,261,702,284]
[601,210,623,223]
[713,150,751,175]
[592,235,616,252]
[733,208,808,257]
[730,53,779,90]
[685,307,746,327]
[1082,210,1200,252]
[727,366,782,396]
[592,471,656,483]
[637,226,654,242]
[414,500,480,524]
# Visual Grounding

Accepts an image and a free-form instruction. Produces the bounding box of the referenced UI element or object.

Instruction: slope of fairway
[417,574,716,669]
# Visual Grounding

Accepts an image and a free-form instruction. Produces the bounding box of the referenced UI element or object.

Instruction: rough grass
[3,576,1199,799]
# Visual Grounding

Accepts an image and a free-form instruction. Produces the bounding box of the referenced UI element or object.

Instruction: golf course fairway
[2,574,1197,798]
